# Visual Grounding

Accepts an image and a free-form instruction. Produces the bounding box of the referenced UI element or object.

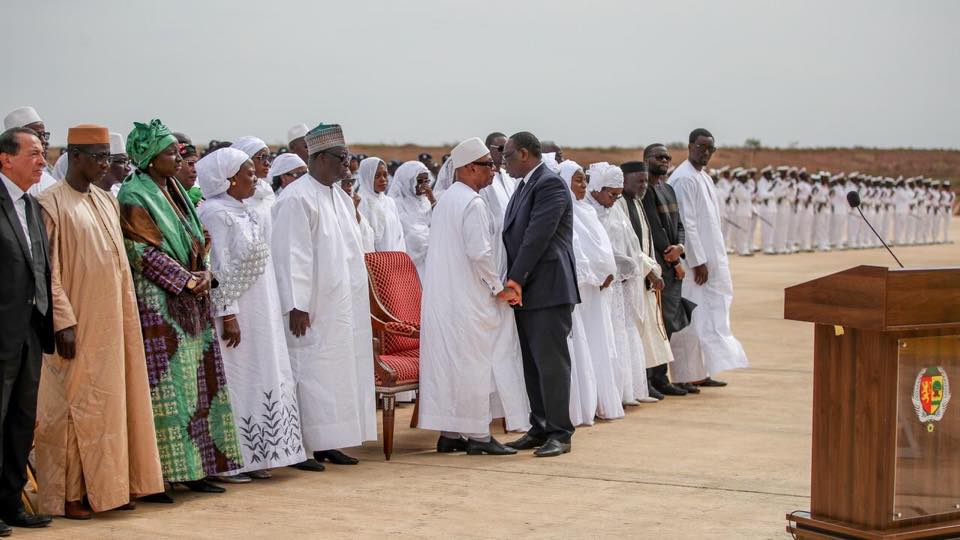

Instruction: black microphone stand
[857,206,904,268]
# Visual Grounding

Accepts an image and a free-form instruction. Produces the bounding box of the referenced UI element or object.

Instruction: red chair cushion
[376,349,420,386]
[365,252,422,354]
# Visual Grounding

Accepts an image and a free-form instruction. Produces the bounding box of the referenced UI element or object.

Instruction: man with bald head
[0,127,55,531]
[501,131,579,457]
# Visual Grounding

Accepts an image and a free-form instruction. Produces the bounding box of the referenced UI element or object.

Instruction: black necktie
[22,194,49,316]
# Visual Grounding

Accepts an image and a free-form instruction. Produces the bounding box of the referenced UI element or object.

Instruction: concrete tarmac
[22,224,959,539]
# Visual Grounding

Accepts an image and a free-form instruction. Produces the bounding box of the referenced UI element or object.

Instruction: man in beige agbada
[35,125,164,519]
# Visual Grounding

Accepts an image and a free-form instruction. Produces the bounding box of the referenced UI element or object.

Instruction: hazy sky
[5,1,959,149]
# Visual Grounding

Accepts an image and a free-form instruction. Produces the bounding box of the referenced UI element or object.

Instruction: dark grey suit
[503,163,580,442]
[0,179,53,512]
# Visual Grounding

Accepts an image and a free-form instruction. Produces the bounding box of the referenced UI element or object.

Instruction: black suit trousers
[514,304,575,443]
[0,311,42,510]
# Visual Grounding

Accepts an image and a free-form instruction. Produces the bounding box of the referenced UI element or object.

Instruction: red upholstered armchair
[364,251,422,460]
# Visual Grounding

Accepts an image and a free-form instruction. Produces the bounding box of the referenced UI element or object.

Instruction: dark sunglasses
[76,148,111,162]
[489,144,504,153]
[471,160,496,169]
[253,153,272,162]
[322,149,351,163]
[694,143,717,153]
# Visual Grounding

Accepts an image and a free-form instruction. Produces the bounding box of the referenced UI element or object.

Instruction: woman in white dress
[585,163,656,405]
[559,161,624,420]
[388,160,434,277]
[357,156,406,252]
[196,148,306,482]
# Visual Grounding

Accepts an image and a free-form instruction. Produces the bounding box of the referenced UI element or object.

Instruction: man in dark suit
[0,127,55,533]
[500,132,579,458]
[637,145,701,395]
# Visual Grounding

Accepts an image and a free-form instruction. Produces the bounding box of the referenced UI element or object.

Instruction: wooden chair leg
[382,394,396,461]
[409,389,419,428]
[501,418,508,434]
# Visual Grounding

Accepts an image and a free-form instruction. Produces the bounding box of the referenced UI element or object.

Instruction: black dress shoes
[0,507,52,528]
[466,437,517,456]
[436,435,468,453]
[695,377,728,387]
[292,458,325,471]
[505,433,546,450]
[533,439,571,458]
[315,449,359,465]
[657,383,688,396]
[0,520,10,536]
[141,492,175,503]
[647,386,665,400]
[179,479,226,493]
[678,382,701,394]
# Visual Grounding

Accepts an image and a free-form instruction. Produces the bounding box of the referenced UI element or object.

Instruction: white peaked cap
[4,106,42,129]
[287,123,308,144]
[450,137,488,169]
[109,132,125,155]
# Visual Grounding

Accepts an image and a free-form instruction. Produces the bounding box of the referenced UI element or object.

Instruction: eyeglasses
[501,150,516,160]
[283,170,306,179]
[321,149,350,163]
[489,144,504,153]
[471,160,496,169]
[36,131,51,142]
[110,156,130,166]
[253,154,272,162]
[694,143,717,153]
[77,149,111,162]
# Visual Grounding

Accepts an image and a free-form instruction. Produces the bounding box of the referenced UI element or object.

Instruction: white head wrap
[588,163,623,191]
[51,154,68,181]
[558,160,583,189]
[231,136,268,158]
[450,137,488,169]
[267,153,306,179]
[196,148,251,199]
[287,123,308,144]
[357,157,406,251]
[560,159,617,287]
[388,161,430,200]
[357,157,387,200]
[389,161,432,269]
[542,152,561,174]
[433,158,456,200]
[109,132,125,155]
[3,106,41,129]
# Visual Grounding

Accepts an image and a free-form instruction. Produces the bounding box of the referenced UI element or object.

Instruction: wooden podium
[784,265,960,539]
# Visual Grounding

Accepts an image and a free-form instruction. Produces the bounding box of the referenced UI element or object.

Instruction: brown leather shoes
[64,500,93,520]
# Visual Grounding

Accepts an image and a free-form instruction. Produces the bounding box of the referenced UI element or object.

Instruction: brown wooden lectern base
[786,512,960,539]
[784,266,960,540]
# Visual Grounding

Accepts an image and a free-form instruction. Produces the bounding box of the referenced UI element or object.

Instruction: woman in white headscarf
[357,156,406,253]
[196,148,306,483]
[388,160,434,276]
[231,136,276,234]
[560,161,625,420]
[267,152,307,194]
[585,163,656,405]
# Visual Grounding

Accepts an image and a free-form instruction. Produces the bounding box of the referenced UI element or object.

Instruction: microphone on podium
[846,191,904,268]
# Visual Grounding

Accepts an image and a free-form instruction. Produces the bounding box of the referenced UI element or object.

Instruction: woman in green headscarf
[117,119,243,497]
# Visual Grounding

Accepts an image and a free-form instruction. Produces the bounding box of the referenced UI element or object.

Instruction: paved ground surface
[19,223,959,539]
